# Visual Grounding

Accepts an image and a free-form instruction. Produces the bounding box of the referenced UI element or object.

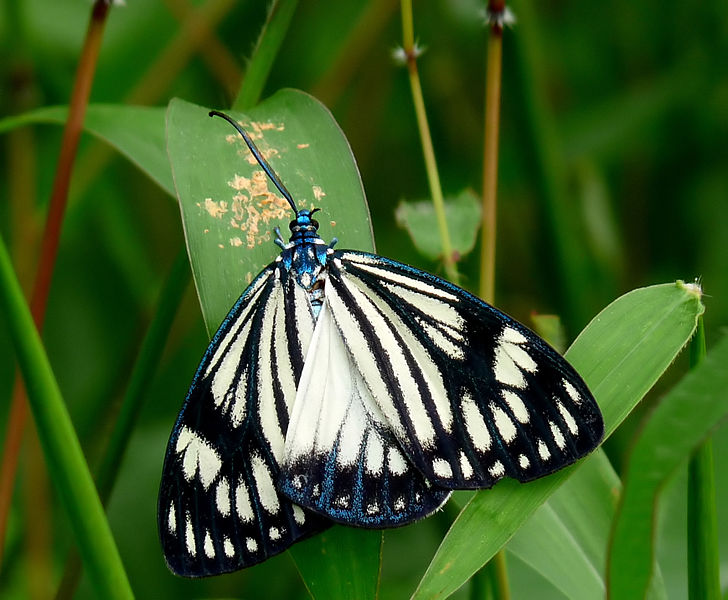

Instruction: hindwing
[158,264,328,577]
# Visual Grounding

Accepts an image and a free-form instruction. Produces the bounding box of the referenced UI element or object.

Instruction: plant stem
[400,0,459,284]
[233,0,300,110]
[0,233,133,599]
[687,317,720,600]
[54,247,190,600]
[0,0,111,569]
[480,7,505,305]
[480,4,511,596]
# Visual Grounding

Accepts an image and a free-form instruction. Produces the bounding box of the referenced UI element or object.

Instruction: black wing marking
[324,250,603,492]
[278,302,450,527]
[158,265,329,577]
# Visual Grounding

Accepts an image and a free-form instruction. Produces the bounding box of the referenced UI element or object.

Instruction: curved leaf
[410,281,704,600]
[167,91,374,333]
[0,104,171,194]
[608,333,728,599]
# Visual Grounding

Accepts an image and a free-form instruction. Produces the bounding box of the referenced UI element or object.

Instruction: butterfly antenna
[209,110,298,214]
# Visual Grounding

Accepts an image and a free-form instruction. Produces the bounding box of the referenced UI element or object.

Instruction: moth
[158,111,604,577]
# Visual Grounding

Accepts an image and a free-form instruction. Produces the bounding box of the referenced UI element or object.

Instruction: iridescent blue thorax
[275,209,337,304]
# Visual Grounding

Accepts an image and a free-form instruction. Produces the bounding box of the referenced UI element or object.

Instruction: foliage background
[0,0,726,598]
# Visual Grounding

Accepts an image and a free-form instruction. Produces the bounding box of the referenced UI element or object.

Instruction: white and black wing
[317,251,603,495]
[279,302,451,527]
[158,265,329,577]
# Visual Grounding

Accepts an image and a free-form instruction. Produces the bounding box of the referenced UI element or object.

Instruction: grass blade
[411,281,703,600]
[0,235,133,599]
[608,331,728,598]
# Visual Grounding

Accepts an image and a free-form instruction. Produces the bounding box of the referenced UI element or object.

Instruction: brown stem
[0,0,111,571]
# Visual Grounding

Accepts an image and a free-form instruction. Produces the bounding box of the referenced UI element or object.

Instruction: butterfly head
[288,208,321,242]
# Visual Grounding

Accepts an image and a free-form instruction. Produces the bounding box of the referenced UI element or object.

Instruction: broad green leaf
[166,91,378,597]
[0,104,172,195]
[506,450,617,599]
[290,527,382,600]
[608,333,728,599]
[167,91,374,333]
[395,190,481,261]
[411,281,703,600]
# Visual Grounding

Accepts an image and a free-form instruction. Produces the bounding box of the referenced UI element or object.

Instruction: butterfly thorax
[276,209,335,312]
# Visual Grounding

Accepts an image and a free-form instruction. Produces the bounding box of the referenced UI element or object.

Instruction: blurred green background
[0,0,726,598]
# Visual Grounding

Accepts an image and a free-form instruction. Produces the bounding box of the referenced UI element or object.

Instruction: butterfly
[158,110,604,577]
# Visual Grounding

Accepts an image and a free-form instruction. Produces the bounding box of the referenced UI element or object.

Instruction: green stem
[480,7,504,306]
[0,233,133,600]
[686,317,720,600]
[0,0,111,571]
[233,0,300,110]
[55,247,190,600]
[400,0,459,284]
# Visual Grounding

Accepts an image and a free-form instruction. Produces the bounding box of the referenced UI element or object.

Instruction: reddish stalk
[0,0,112,569]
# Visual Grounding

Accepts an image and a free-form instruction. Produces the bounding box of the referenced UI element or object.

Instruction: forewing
[325,251,604,490]
[279,302,450,528]
[158,265,328,577]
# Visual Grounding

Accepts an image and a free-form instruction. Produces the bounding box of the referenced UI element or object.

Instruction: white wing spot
[251,453,280,514]
[432,458,453,478]
[335,495,350,508]
[235,478,254,523]
[563,379,582,405]
[367,503,380,515]
[176,426,221,489]
[489,461,505,478]
[167,503,176,534]
[216,478,230,516]
[365,433,385,475]
[491,403,517,443]
[246,537,258,553]
[269,526,281,541]
[223,536,235,558]
[460,452,474,478]
[505,343,538,373]
[292,505,306,525]
[462,392,492,451]
[493,344,527,389]
[185,512,196,557]
[204,530,215,558]
[557,401,579,435]
[500,326,528,345]
[550,421,566,449]
[502,390,529,423]
[518,454,530,469]
[388,447,408,475]
[538,439,551,461]
[394,497,405,511]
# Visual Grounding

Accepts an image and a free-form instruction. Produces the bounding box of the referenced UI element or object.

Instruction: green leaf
[166,91,377,594]
[0,104,172,195]
[166,91,374,334]
[290,527,382,600]
[410,281,703,600]
[608,333,728,599]
[0,235,133,599]
[395,190,481,261]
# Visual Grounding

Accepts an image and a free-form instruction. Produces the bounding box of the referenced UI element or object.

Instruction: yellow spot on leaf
[199,198,228,218]
[313,186,325,202]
